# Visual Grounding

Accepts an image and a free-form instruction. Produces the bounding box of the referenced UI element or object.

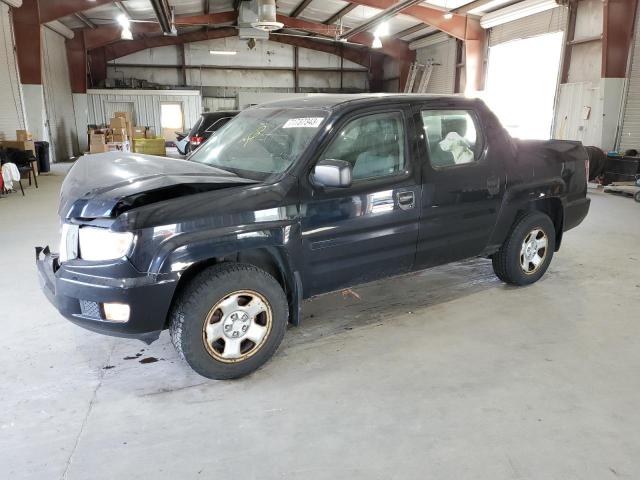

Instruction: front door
[414,107,505,268]
[300,108,422,296]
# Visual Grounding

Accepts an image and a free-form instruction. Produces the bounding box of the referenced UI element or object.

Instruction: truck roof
[254,93,480,111]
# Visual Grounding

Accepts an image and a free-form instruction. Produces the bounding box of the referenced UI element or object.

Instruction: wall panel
[0,4,26,140]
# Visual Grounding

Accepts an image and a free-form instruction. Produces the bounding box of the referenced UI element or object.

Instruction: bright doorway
[484,31,564,140]
[160,102,184,142]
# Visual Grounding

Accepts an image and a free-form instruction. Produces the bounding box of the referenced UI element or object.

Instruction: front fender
[151,220,300,275]
[151,221,305,326]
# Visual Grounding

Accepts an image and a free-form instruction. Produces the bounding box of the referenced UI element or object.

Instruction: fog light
[103,303,130,323]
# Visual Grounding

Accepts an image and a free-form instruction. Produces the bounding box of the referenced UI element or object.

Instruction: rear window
[189,116,204,136]
[205,117,233,133]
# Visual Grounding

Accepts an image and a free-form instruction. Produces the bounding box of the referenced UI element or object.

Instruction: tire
[634,191,640,203]
[169,263,288,380]
[492,212,556,286]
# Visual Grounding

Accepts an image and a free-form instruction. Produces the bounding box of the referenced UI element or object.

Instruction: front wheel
[169,263,288,379]
[492,212,556,286]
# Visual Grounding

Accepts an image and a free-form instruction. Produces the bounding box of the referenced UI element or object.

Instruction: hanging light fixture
[372,36,383,49]
[373,21,390,38]
[117,14,133,40]
[120,27,133,40]
[443,0,453,19]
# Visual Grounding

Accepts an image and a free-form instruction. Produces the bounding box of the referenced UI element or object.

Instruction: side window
[421,110,481,168]
[205,117,232,133]
[321,112,406,181]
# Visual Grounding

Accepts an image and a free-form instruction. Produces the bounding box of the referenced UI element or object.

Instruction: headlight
[79,227,134,261]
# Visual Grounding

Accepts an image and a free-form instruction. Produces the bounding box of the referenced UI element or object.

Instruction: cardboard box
[115,112,132,125]
[89,143,108,154]
[111,134,128,142]
[16,130,32,142]
[115,112,134,138]
[132,127,146,139]
[1,140,35,153]
[90,133,106,145]
[110,117,127,129]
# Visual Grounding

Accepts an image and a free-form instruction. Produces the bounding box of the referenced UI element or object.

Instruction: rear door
[414,107,505,268]
[299,106,422,296]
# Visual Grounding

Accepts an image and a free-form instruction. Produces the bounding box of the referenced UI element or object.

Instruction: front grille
[79,300,102,319]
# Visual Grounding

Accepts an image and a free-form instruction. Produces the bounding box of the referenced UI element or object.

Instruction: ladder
[404,61,435,94]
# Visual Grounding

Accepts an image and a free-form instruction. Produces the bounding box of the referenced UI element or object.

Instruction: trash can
[34,141,50,173]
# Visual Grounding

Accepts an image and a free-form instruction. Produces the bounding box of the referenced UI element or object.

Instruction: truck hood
[59,152,257,220]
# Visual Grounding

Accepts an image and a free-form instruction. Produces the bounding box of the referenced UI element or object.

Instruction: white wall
[0,3,26,141]
[86,89,202,136]
[414,34,457,94]
[107,37,369,100]
[552,0,627,150]
[42,26,78,162]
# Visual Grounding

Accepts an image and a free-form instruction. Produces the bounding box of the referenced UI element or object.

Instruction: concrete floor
[1,167,639,480]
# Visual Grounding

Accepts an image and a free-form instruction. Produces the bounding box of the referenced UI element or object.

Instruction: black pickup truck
[37,95,590,379]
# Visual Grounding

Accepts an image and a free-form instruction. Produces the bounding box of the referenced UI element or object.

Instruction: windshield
[189,108,328,181]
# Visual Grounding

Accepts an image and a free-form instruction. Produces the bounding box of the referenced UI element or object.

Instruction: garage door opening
[161,103,184,142]
[484,31,564,140]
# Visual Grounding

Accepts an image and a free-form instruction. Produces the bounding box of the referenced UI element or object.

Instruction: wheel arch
[164,245,302,329]
[522,197,564,251]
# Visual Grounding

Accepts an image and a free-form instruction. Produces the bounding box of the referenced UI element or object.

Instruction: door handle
[396,191,415,210]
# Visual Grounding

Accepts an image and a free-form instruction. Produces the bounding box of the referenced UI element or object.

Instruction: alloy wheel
[202,290,273,363]
[519,228,548,275]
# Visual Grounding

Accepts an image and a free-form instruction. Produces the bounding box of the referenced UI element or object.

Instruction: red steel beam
[102,27,238,61]
[602,0,639,78]
[12,0,42,84]
[39,0,115,24]
[89,47,108,86]
[83,11,413,62]
[346,0,483,41]
[66,30,88,93]
[84,23,163,50]
[277,14,414,60]
[101,27,373,68]
[173,10,237,26]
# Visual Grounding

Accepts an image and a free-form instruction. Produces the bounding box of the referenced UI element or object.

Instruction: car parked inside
[187,111,239,152]
[37,95,590,380]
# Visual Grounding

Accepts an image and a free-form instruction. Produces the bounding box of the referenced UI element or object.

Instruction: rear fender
[489,179,567,252]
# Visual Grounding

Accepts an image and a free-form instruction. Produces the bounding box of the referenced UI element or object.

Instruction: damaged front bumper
[35,246,179,344]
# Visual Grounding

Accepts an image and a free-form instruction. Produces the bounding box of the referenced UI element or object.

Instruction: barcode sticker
[283,117,324,129]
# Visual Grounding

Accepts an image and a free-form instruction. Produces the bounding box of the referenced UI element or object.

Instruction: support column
[66,30,88,93]
[89,47,108,87]
[66,31,89,152]
[369,53,385,92]
[13,0,47,142]
[602,0,638,149]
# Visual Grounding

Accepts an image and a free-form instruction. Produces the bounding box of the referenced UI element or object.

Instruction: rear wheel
[492,212,556,286]
[169,263,288,379]
[634,191,640,203]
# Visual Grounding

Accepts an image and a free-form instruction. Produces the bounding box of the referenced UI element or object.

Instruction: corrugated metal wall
[554,81,603,146]
[86,90,201,136]
[203,97,237,112]
[415,34,457,94]
[489,7,568,46]
[42,27,77,162]
[0,3,26,140]
[619,12,640,151]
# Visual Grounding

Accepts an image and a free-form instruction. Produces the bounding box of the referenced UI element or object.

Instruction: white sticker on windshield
[283,117,324,129]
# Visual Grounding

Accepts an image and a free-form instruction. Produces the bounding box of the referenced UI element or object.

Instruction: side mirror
[312,159,352,188]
